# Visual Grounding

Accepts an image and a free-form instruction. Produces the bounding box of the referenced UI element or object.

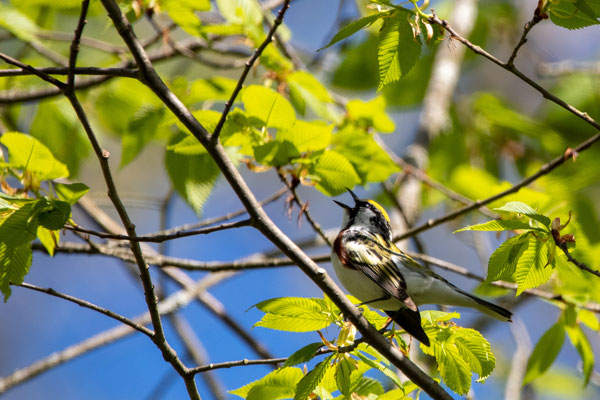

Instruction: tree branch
[506,9,544,67]
[15,282,154,337]
[65,218,252,243]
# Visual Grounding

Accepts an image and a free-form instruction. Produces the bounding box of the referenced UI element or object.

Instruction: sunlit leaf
[1,132,69,180]
[377,11,421,90]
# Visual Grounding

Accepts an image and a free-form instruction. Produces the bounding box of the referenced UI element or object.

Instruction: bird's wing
[342,231,418,312]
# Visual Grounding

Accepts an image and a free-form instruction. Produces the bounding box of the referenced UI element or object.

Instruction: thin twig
[0,51,65,88]
[15,282,154,337]
[65,218,252,242]
[0,66,139,78]
[67,0,90,92]
[506,9,545,67]
[278,172,332,246]
[148,186,287,238]
[555,239,600,279]
[210,0,292,141]
[188,357,288,375]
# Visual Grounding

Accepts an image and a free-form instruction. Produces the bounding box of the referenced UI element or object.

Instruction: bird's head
[334,188,392,240]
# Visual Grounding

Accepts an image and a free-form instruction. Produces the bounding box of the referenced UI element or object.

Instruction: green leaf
[254,297,328,316]
[319,12,387,50]
[230,367,303,399]
[187,77,237,103]
[1,132,69,180]
[165,133,221,215]
[310,150,360,197]
[216,0,263,26]
[0,202,41,247]
[515,235,552,295]
[121,105,166,167]
[332,127,399,184]
[421,334,472,394]
[453,329,496,379]
[167,110,221,155]
[421,310,461,325]
[242,85,295,130]
[30,99,89,177]
[548,0,600,29]
[524,321,565,384]
[494,202,551,227]
[253,140,300,167]
[283,342,323,367]
[355,351,403,389]
[287,71,340,122]
[486,233,529,282]
[54,182,89,205]
[277,120,333,153]
[294,355,333,400]
[346,96,395,133]
[455,220,540,233]
[37,226,57,257]
[162,0,210,36]
[0,243,32,301]
[349,376,384,397]
[334,358,355,396]
[565,324,594,386]
[377,11,422,90]
[254,297,335,332]
[38,199,70,230]
[378,389,411,400]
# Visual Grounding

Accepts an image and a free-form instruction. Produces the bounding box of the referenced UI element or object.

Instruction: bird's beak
[333,200,350,210]
[347,188,360,205]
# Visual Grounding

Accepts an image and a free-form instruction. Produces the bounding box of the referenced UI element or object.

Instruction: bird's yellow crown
[366,200,390,223]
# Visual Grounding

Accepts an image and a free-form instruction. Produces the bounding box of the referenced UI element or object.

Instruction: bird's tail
[457,288,513,322]
[385,308,431,347]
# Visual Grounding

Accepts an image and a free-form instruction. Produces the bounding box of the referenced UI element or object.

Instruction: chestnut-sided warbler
[331,189,512,346]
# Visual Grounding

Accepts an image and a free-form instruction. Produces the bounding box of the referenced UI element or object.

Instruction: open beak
[333,200,350,210]
[334,187,359,210]
[347,188,360,205]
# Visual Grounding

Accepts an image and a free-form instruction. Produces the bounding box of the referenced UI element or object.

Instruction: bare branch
[0,51,66,88]
[507,7,545,67]
[65,218,252,243]
[15,282,154,337]
[148,186,287,238]
[67,0,90,92]
[0,66,139,78]
[278,172,332,246]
